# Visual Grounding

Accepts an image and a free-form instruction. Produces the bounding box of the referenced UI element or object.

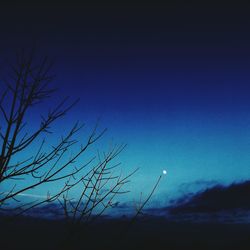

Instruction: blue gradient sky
[1,2,250,205]
[54,56,250,203]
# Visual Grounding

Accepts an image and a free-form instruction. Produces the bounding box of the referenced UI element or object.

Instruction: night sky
[1,2,250,208]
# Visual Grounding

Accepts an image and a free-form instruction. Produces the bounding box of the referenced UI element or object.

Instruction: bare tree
[59,145,139,225]
[0,51,137,220]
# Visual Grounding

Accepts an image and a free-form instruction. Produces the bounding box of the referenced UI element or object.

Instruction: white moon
[163,169,167,175]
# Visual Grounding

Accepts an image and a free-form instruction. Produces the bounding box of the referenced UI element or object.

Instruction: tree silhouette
[0,51,138,221]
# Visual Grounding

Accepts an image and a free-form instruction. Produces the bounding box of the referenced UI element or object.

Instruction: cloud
[2,192,49,199]
[28,203,63,219]
[169,180,250,214]
[178,179,219,191]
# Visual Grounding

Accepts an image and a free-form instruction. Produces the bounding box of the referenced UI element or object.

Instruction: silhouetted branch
[0,52,108,213]
[0,51,160,234]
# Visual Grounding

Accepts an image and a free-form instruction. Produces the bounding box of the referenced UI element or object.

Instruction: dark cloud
[170,180,250,214]
[0,202,63,219]
[23,203,64,219]
[20,200,134,219]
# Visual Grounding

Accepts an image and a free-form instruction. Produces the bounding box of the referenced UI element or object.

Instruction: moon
[162,169,167,175]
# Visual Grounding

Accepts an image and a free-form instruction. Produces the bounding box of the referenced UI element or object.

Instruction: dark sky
[1,2,249,56]
[1,1,250,202]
